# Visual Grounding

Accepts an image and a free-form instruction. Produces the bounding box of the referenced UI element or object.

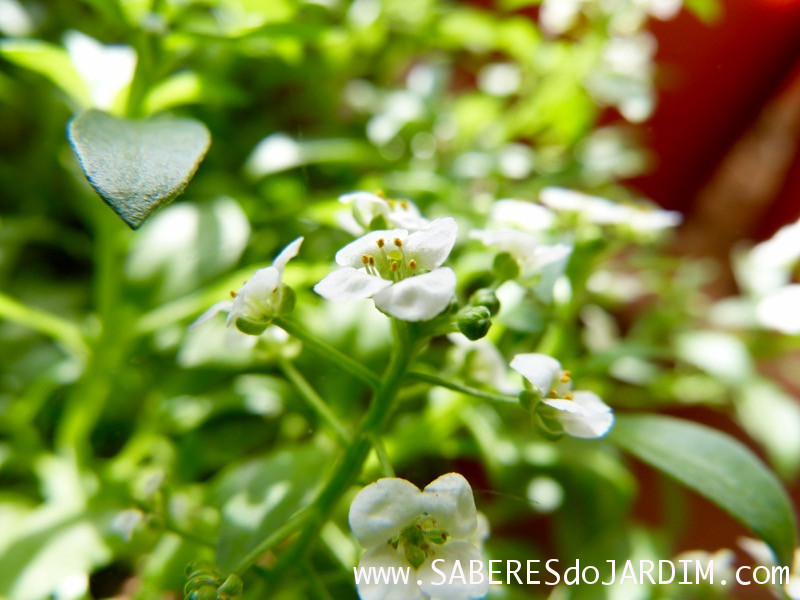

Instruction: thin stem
[370,434,395,477]
[274,317,381,389]
[232,509,313,575]
[407,371,519,405]
[0,291,88,357]
[279,358,350,446]
[240,320,414,579]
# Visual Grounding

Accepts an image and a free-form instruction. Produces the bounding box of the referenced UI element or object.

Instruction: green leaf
[213,445,327,572]
[0,39,90,107]
[610,415,797,566]
[67,109,211,229]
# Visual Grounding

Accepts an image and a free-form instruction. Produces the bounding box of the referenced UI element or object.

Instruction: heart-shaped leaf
[68,109,211,229]
[610,415,797,566]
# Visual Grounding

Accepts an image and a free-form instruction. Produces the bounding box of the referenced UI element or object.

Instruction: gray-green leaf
[610,415,797,566]
[67,109,211,229]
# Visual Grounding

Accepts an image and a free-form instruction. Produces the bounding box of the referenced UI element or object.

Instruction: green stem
[56,209,126,463]
[407,371,519,405]
[370,434,395,477]
[237,319,413,578]
[274,317,381,389]
[279,358,350,446]
[0,291,88,357]
[232,507,313,575]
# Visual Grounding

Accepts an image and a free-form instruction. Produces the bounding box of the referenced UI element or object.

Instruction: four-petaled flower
[350,473,489,600]
[314,218,458,322]
[194,237,303,334]
[511,353,614,438]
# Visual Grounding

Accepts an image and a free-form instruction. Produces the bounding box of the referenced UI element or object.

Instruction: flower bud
[492,251,520,282]
[468,288,500,316]
[457,306,492,340]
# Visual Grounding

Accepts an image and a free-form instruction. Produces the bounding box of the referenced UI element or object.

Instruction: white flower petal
[756,285,800,335]
[420,473,478,541]
[191,300,233,329]
[272,236,304,273]
[336,228,408,268]
[373,268,456,321]
[470,229,540,260]
[349,478,424,549]
[542,391,614,438]
[340,192,390,228]
[491,199,555,232]
[509,353,562,394]
[356,545,425,600]
[314,268,393,302]
[417,541,489,600]
[404,218,458,270]
[539,187,626,224]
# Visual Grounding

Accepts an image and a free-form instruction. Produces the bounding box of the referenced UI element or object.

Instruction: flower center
[389,514,449,569]
[361,237,421,282]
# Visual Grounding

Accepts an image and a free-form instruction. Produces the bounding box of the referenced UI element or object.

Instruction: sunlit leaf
[611,415,797,566]
[0,39,90,107]
[67,109,211,229]
[213,444,328,572]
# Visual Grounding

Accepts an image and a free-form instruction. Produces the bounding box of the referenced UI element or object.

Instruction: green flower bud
[457,306,492,341]
[184,561,219,581]
[217,574,244,598]
[492,252,520,282]
[184,585,218,600]
[469,288,500,316]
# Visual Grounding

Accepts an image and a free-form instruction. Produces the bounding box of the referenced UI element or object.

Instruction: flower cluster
[350,473,489,600]
[315,217,457,322]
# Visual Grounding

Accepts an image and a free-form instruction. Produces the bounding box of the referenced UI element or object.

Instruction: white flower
[734,217,800,296]
[755,285,800,335]
[350,473,489,600]
[64,30,136,110]
[193,237,303,334]
[314,218,457,322]
[470,199,571,283]
[510,353,614,438]
[539,187,682,233]
[339,191,429,235]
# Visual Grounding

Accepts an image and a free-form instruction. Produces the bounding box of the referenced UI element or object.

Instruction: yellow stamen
[394,237,403,247]
[548,390,559,398]
[560,374,571,384]
[361,254,370,265]
[230,290,237,298]
[408,259,417,270]
[368,256,375,266]
[390,261,399,272]
[563,392,573,400]
[376,238,385,248]
[400,200,409,209]
[376,190,386,198]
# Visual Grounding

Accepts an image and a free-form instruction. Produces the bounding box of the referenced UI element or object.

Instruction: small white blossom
[315,218,457,322]
[339,191,429,235]
[511,353,614,438]
[539,187,682,233]
[194,237,303,334]
[470,199,571,282]
[350,473,489,600]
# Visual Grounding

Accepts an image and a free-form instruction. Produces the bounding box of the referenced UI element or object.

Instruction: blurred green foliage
[2,0,798,599]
